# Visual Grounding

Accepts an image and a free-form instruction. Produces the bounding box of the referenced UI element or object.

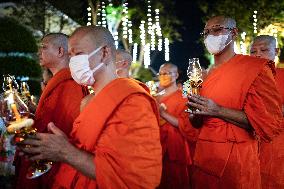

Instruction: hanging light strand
[165,38,170,61]
[253,10,258,34]
[155,9,162,51]
[87,6,92,26]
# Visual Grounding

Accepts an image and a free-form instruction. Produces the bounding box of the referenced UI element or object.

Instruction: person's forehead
[160,65,175,72]
[251,40,271,48]
[69,34,92,51]
[205,18,226,29]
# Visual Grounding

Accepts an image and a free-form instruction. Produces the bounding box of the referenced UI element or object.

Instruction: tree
[198,0,284,44]
[0,17,41,95]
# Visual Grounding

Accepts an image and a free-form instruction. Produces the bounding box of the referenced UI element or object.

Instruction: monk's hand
[187,94,221,117]
[19,122,72,162]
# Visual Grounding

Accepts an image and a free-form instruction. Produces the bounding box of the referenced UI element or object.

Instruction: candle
[11,103,21,121]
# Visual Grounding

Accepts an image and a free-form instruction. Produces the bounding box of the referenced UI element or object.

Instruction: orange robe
[260,68,284,189]
[190,55,283,189]
[156,90,195,189]
[15,68,86,189]
[52,78,162,189]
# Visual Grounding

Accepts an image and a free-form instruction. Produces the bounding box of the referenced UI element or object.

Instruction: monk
[155,63,197,189]
[186,16,283,189]
[80,49,150,111]
[250,35,284,189]
[19,26,162,189]
[15,33,86,189]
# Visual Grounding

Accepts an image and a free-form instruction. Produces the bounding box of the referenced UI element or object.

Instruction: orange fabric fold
[259,68,284,189]
[157,90,196,189]
[191,55,282,189]
[52,78,162,189]
[15,68,84,189]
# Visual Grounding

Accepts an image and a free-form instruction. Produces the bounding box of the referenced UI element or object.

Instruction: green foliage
[198,0,284,38]
[0,17,37,53]
[0,57,41,78]
[0,56,42,95]
[130,63,155,82]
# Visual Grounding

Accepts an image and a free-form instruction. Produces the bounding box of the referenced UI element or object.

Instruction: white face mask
[204,34,232,55]
[69,46,104,86]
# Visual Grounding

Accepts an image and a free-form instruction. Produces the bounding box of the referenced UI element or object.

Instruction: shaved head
[250,35,278,61]
[43,33,68,53]
[206,16,236,28]
[159,63,178,73]
[252,35,276,48]
[71,26,116,58]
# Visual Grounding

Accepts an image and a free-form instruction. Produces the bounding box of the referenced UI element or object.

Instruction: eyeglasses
[157,72,176,76]
[201,26,234,37]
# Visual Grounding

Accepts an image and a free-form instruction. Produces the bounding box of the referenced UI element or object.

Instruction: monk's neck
[214,46,236,65]
[92,71,117,95]
[49,60,69,75]
[164,84,178,96]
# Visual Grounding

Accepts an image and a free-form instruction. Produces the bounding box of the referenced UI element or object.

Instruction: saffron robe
[156,90,195,189]
[191,55,283,189]
[15,68,85,189]
[260,68,284,189]
[52,78,162,189]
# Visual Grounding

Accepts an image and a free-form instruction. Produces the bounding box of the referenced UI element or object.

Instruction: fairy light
[87,6,92,26]
[240,32,247,54]
[139,20,146,46]
[97,6,102,26]
[144,43,151,68]
[165,38,170,61]
[150,25,156,50]
[114,31,119,49]
[122,2,129,39]
[128,21,133,44]
[133,43,138,62]
[253,10,258,34]
[155,9,162,51]
[101,1,107,28]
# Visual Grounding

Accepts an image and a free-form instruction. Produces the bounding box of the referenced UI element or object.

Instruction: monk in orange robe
[15,33,86,189]
[250,35,284,189]
[20,26,162,189]
[80,49,150,111]
[155,63,198,189]
[186,16,283,189]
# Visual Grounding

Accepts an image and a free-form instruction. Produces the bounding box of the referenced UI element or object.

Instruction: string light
[144,43,151,68]
[101,1,107,28]
[155,9,162,51]
[97,6,102,26]
[165,38,170,61]
[114,31,119,49]
[87,6,92,26]
[133,43,138,62]
[139,20,146,46]
[253,10,258,34]
[128,21,133,44]
[122,2,129,39]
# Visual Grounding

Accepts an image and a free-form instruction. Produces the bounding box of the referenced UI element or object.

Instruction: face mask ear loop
[88,46,103,59]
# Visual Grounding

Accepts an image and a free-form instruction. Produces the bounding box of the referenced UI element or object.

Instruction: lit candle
[11,103,21,121]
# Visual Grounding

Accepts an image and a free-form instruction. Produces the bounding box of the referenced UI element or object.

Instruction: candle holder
[182,58,203,113]
[1,75,51,179]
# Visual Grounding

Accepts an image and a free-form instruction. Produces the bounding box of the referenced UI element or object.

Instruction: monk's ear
[58,47,65,58]
[120,60,129,69]
[231,28,238,40]
[101,46,112,63]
